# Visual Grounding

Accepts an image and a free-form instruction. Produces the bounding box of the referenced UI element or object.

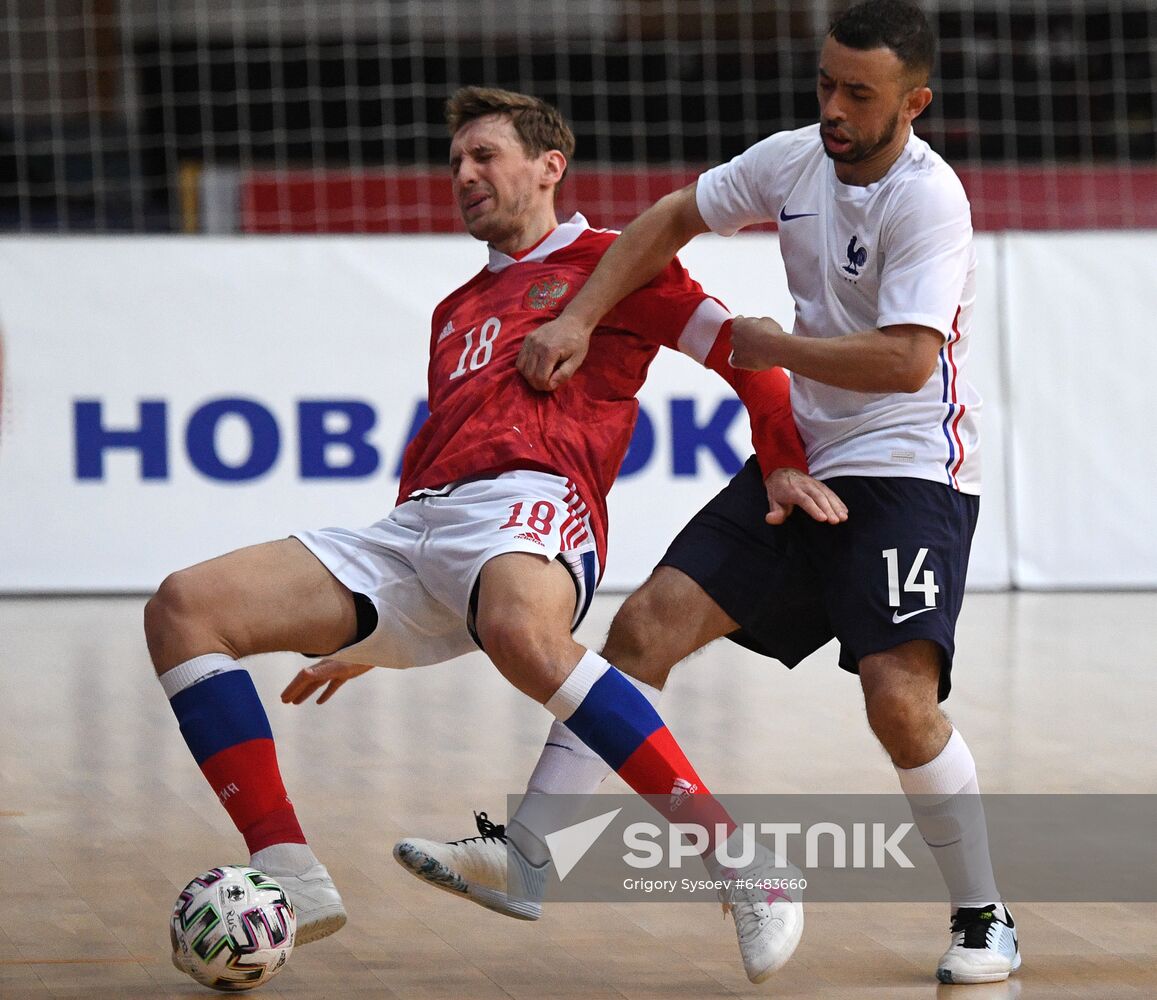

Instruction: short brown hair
[445,86,576,168]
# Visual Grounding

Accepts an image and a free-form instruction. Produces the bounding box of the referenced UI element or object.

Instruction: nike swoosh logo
[892,607,935,624]
[779,206,819,222]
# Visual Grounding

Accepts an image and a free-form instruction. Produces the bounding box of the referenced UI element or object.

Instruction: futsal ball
[170,866,296,992]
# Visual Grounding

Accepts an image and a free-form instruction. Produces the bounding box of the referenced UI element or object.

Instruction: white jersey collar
[486,213,590,272]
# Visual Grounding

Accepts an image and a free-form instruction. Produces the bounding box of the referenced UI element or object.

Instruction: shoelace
[450,810,508,846]
[720,869,787,932]
[950,905,1002,948]
[729,898,772,940]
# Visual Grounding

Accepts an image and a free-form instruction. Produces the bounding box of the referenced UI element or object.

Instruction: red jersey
[398,214,804,571]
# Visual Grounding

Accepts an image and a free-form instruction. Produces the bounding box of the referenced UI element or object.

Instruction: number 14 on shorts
[882,547,939,608]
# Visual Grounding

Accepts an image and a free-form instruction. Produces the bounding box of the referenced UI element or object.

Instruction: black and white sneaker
[936,903,1021,984]
[393,811,546,920]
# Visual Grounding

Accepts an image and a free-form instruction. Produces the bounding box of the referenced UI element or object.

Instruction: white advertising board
[0,230,1107,593]
[0,235,782,592]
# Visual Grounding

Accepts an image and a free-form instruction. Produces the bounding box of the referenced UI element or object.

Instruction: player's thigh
[657,456,833,668]
[299,474,602,675]
[417,471,601,630]
[858,639,944,710]
[473,551,584,674]
[148,537,358,665]
[294,520,477,670]
[602,566,738,681]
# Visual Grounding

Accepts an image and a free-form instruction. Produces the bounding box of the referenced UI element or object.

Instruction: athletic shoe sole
[294,907,348,945]
[937,950,1022,984]
[393,841,542,920]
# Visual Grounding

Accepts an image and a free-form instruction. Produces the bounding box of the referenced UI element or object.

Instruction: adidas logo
[437,320,455,342]
[669,777,698,812]
[514,531,544,546]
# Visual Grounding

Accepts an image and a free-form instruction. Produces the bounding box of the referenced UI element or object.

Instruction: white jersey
[696,123,981,494]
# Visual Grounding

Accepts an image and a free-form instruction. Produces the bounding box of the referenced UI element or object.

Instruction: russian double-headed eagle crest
[526,276,570,310]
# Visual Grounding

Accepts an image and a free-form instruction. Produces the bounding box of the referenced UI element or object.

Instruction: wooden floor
[1,592,1154,999]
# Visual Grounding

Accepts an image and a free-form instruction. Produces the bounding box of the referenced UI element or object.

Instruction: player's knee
[602,591,673,688]
[863,683,935,748]
[144,569,216,671]
[474,613,521,664]
[475,613,574,701]
[603,594,650,661]
[144,574,182,648]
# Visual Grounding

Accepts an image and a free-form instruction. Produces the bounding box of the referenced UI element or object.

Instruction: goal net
[1,0,1153,233]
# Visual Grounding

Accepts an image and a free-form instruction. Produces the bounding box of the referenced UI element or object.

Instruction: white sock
[508,657,661,867]
[157,652,242,699]
[896,728,1001,910]
[542,649,610,720]
[250,842,320,877]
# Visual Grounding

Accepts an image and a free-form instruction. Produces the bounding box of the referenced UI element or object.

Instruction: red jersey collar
[487,213,590,272]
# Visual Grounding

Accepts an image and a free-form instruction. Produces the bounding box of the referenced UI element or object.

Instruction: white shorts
[293,470,601,669]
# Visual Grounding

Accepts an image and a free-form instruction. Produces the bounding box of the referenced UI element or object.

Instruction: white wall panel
[960,235,1011,589]
[1003,231,1157,587]
[3,230,1144,594]
[0,237,438,590]
[0,236,772,592]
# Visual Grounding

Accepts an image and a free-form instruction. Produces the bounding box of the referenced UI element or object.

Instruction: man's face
[816,37,926,180]
[449,114,550,247]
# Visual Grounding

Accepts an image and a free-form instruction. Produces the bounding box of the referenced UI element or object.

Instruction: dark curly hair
[829,0,936,85]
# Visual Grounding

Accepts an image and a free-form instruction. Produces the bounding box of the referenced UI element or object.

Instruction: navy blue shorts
[658,457,979,701]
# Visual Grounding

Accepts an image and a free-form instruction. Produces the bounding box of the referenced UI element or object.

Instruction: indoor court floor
[1,591,1154,999]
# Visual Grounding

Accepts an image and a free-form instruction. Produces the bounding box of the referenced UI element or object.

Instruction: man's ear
[541,149,567,187]
[906,85,933,124]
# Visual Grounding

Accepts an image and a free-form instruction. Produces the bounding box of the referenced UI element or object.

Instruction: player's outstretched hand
[281,659,374,705]
[729,315,787,371]
[765,467,848,526]
[517,314,592,391]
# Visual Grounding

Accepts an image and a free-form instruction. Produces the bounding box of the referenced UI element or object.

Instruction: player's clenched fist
[516,314,592,391]
[728,315,788,371]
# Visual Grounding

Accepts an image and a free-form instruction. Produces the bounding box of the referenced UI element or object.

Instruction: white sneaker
[393,811,546,920]
[936,903,1021,984]
[719,847,804,984]
[271,863,348,945]
[170,861,345,973]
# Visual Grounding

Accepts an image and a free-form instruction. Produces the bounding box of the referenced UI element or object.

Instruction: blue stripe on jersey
[169,669,273,765]
[564,668,664,771]
[938,347,958,488]
[941,405,959,488]
[576,550,597,625]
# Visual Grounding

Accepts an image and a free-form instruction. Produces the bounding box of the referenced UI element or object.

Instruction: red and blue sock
[160,653,306,855]
[547,651,735,852]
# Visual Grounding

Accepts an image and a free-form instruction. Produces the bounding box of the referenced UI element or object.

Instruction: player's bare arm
[517,183,711,391]
[729,316,943,394]
[281,659,374,705]
[764,467,848,526]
